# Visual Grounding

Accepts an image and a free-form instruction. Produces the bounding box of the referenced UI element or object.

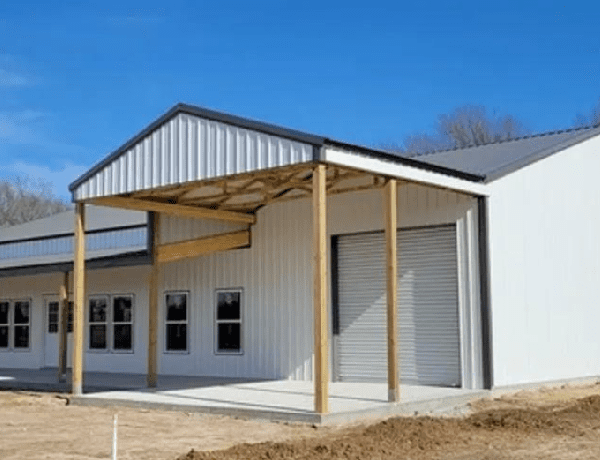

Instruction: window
[0,300,30,350]
[87,295,133,352]
[0,301,9,349]
[48,301,74,334]
[88,296,108,350]
[113,296,133,351]
[215,289,242,354]
[165,292,188,352]
[13,301,30,349]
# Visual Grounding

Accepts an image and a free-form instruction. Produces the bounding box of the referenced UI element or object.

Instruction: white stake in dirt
[111,413,118,460]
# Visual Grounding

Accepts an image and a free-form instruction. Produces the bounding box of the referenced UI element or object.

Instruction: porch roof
[69,104,488,212]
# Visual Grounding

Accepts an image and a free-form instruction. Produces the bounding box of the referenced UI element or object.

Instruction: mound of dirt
[467,394,600,436]
[179,394,600,460]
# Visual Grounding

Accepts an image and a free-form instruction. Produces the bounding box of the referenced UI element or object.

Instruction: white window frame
[86,294,134,354]
[164,290,189,354]
[214,288,243,355]
[46,297,74,336]
[0,299,31,352]
[47,300,60,335]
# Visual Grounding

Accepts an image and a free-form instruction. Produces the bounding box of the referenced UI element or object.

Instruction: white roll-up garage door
[335,225,461,387]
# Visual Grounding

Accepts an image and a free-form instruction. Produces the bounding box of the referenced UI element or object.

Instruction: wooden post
[58,271,69,383]
[72,203,86,396]
[383,179,399,402]
[313,164,329,414]
[147,213,160,388]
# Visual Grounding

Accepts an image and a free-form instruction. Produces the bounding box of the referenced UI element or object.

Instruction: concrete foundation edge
[69,390,491,425]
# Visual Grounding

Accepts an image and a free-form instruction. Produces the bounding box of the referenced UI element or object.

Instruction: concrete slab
[0,368,489,424]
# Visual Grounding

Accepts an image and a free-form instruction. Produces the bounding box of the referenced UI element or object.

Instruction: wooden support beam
[156,230,250,264]
[313,164,329,414]
[72,203,86,396]
[384,179,399,402]
[147,213,160,388]
[57,271,69,383]
[90,196,256,225]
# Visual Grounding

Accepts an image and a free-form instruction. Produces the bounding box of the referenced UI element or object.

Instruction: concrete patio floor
[0,368,489,424]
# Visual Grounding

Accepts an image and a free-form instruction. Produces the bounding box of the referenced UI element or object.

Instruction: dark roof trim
[483,126,600,182]
[0,250,151,278]
[0,224,147,246]
[324,139,486,182]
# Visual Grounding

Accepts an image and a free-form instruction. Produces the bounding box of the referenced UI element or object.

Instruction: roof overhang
[323,146,489,196]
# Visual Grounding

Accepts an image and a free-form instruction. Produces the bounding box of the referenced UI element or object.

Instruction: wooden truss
[87,164,390,222]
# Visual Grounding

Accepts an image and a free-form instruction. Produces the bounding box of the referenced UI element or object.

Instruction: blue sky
[1,1,599,199]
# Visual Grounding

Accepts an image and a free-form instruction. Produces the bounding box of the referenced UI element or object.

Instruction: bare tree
[387,105,530,156]
[0,176,70,227]
[574,97,600,128]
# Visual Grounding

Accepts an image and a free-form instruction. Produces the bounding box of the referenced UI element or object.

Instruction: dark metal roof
[69,103,485,193]
[411,125,600,182]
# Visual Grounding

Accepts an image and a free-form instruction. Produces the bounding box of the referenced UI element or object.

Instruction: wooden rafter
[156,230,251,264]
[90,196,256,225]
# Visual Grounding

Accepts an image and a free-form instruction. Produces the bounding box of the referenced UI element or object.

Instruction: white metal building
[1,104,599,413]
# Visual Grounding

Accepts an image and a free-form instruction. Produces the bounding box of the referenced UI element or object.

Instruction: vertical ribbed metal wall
[160,216,245,244]
[155,184,482,386]
[0,227,147,265]
[74,113,314,200]
[0,183,482,387]
[159,197,314,380]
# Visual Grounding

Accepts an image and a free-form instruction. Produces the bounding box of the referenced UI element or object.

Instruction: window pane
[113,324,132,350]
[216,292,240,321]
[14,326,29,348]
[0,302,9,324]
[89,325,107,349]
[166,294,187,322]
[89,298,107,323]
[13,301,29,324]
[48,302,59,333]
[166,324,187,351]
[67,302,74,333]
[113,297,132,323]
[0,326,8,347]
[217,323,240,351]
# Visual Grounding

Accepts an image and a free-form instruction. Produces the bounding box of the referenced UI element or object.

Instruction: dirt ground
[2,383,600,459]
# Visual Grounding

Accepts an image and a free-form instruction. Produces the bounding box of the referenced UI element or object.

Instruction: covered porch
[0,368,487,424]
[63,104,489,417]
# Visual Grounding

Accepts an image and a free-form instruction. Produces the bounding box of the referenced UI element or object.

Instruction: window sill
[163,349,190,355]
[215,350,244,356]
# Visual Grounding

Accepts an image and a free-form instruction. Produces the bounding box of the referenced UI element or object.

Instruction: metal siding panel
[170,118,177,185]
[127,148,135,193]
[151,130,159,189]
[179,115,187,184]
[187,116,196,183]
[161,122,169,187]
[119,154,127,195]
